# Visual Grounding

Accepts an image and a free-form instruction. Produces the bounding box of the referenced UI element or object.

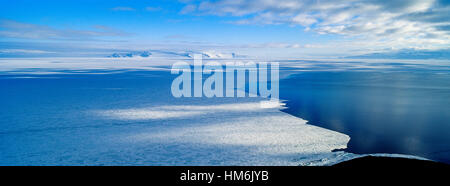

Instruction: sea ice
[0,57,429,165]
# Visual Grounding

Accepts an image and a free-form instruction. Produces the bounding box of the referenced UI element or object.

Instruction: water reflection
[280,63,450,163]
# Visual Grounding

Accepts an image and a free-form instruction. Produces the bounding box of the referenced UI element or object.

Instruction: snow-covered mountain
[108,50,240,59]
[200,51,237,59]
[108,51,152,58]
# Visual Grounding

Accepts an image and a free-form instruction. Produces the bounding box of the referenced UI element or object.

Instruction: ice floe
[94,100,357,165]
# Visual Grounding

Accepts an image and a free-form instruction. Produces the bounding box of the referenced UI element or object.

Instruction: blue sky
[0,0,449,58]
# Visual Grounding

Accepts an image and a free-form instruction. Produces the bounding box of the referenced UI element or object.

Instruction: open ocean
[280,60,450,163]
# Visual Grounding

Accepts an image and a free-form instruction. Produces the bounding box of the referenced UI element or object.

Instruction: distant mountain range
[110,49,449,60]
[109,51,152,58]
[345,49,450,60]
[108,50,240,59]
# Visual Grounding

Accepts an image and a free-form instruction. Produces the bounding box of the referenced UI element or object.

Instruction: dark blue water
[280,63,450,163]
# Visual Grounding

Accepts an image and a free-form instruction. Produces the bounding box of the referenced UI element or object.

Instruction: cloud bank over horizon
[181,0,450,49]
[0,0,449,59]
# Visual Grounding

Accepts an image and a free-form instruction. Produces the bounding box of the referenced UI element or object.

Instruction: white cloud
[180,4,197,14]
[0,20,128,40]
[292,13,317,26]
[0,49,55,54]
[180,0,450,49]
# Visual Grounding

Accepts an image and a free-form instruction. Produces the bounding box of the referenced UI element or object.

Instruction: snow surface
[91,100,354,165]
[93,99,429,166]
